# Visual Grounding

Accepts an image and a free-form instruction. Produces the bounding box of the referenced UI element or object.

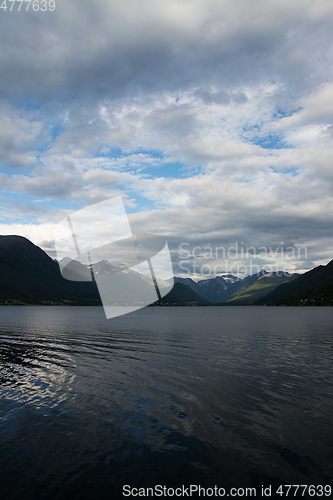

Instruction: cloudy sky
[0,0,332,277]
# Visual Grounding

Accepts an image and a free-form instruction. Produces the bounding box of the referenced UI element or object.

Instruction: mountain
[274,279,333,306]
[0,235,101,305]
[226,271,297,304]
[169,274,241,303]
[2,235,330,307]
[254,259,333,305]
[219,270,268,303]
[195,274,241,302]
[292,279,333,306]
[154,282,211,305]
[166,277,202,294]
[170,271,296,304]
[0,235,202,307]
[62,257,172,292]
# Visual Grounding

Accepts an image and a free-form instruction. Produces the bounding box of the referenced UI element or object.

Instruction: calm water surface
[0,306,332,499]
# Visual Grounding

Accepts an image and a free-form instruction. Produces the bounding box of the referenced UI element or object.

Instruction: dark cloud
[0,0,332,102]
[0,0,332,273]
[194,89,248,105]
[143,106,202,142]
[5,170,81,199]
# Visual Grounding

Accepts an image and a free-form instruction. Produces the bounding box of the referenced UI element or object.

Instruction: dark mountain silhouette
[1,235,331,307]
[255,259,333,305]
[171,270,296,304]
[0,235,207,306]
[273,279,333,306]
[193,274,241,303]
[0,235,101,304]
[170,275,240,303]
[155,282,211,305]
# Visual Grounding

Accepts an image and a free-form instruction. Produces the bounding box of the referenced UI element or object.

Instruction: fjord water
[0,306,332,499]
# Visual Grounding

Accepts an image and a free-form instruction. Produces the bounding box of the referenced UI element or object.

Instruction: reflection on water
[0,306,333,499]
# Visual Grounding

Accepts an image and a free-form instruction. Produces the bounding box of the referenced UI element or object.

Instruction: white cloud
[0,0,333,274]
[0,103,43,169]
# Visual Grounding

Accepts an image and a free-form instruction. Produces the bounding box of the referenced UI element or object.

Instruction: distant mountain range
[0,235,332,306]
[168,270,297,304]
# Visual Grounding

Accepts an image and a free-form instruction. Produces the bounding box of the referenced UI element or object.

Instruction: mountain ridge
[0,235,101,305]
[254,259,333,305]
[0,235,332,306]
[170,270,297,304]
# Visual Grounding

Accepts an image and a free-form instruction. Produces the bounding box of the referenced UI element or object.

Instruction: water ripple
[0,306,333,498]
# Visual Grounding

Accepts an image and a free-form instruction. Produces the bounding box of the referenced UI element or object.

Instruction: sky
[0,0,332,278]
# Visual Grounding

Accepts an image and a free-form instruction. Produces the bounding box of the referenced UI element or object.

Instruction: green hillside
[255,259,333,305]
[275,278,333,306]
[227,272,297,304]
